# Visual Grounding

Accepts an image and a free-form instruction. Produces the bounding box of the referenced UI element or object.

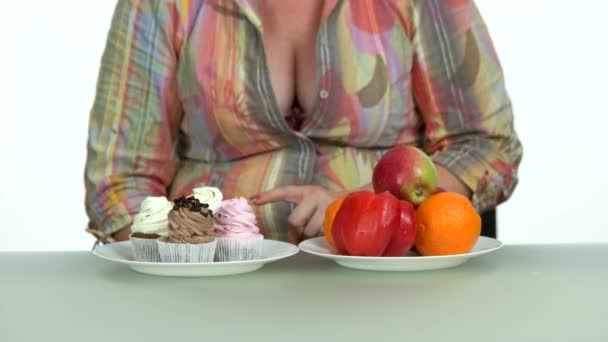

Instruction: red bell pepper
[331,191,417,257]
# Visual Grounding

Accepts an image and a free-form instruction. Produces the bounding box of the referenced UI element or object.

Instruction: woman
[85,0,522,244]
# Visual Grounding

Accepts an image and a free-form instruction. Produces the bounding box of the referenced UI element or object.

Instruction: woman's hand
[246,163,470,242]
[253,185,344,239]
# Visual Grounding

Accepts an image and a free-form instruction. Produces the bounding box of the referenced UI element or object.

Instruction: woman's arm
[85,0,183,241]
[409,0,522,211]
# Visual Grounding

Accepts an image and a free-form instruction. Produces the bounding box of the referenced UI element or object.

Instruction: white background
[1,1,606,251]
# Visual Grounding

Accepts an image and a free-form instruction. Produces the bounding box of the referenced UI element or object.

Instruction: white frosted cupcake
[130,196,172,262]
[157,196,217,263]
[192,186,223,211]
[214,198,264,262]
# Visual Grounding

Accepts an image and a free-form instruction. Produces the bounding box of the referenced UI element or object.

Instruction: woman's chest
[176,1,418,152]
[259,1,323,115]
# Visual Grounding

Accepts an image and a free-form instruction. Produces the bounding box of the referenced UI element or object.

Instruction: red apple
[372,146,438,206]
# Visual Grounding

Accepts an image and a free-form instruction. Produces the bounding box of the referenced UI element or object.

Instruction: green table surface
[1,244,607,342]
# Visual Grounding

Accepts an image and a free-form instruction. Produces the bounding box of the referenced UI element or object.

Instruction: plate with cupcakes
[93,186,299,277]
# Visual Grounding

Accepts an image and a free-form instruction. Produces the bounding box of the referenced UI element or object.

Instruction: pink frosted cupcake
[214,198,264,261]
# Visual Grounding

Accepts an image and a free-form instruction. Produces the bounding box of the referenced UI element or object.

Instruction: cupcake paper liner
[156,237,217,263]
[130,236,161,262]
[214,235,264,262]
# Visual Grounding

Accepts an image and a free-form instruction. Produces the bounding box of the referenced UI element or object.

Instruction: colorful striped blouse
[85,0,522,243]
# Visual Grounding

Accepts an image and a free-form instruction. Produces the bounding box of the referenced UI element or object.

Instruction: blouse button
[319,90,329,99]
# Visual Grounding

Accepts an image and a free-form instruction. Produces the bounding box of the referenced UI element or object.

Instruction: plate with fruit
[299,236,502,271]
[299,146,503,271]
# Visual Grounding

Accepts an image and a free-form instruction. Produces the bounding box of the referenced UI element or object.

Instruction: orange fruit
[323,196,346,249]
[415,192,481,256]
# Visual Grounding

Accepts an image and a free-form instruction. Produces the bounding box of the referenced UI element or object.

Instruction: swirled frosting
[167,196,215,244]
[214,198,262,239]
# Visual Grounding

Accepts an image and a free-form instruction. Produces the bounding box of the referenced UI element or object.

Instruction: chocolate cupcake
[156,196,217,263]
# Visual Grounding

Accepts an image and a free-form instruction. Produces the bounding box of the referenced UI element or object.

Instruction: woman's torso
[170,0,420,242]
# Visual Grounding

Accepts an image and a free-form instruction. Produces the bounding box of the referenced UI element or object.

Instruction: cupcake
[129,196,172,262]
[192,186,223,211]
[214,197,264,262]
[156,196,217,263]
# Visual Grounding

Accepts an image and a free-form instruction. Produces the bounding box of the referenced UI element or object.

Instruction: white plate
[298,236,503,271]
[93,240,299,277]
